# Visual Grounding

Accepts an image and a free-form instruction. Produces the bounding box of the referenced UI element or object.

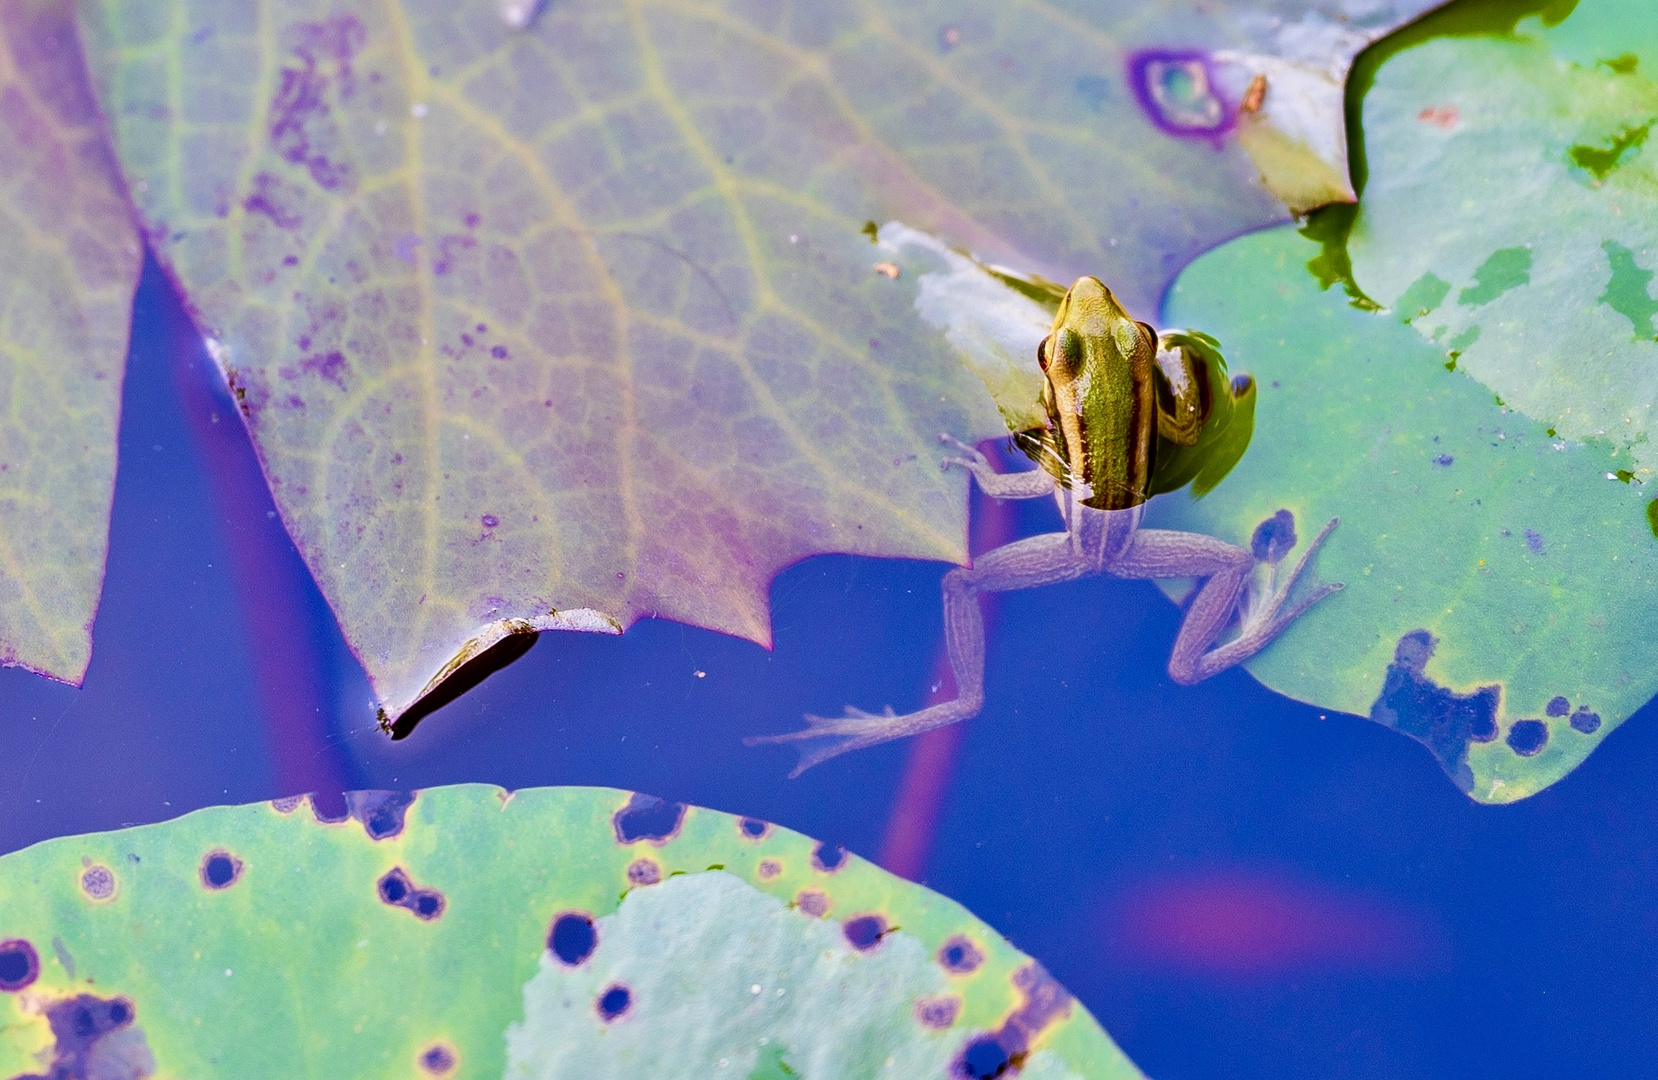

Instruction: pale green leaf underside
[73,0,1437,719]
[0,0,139,683]
[1150,224,1658,803]
[0,784,1137,1078]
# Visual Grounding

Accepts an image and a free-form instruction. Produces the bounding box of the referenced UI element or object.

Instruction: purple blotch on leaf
[843,914,889,951]
[481,514,499,529]
[612,793,686,844]
[80,864,115,900]
[268,17,366,190]
[916,995,962,1029]
[812,841,847,872]
[1525,529,1544,554]
[1127,49,1231,142]
[739,817,770,839]
[419,1043,457,1074]
[491,345,508,359]
[627,858,661,886]
[597,983,632,1021]
[346,789,415,840]
[20,993,152,1080]
[378,867,445,920]
[271,794,304,813]
[953,962,1073,1079]
[957,1035,1019,1079]
[200,849,243,889]
[1369,629,1500,793]
[549,912,597,965]
[1506,719,1549,756]
[796,889,829,917]
[0,939,39,991]
[310,790,350,822]
[1546,696,1571,717]
[1250,509,1297,564]
[939,935,985,975]
[243,172,303,230]
[1434,454,1454,466]
[1571,707,1602,734]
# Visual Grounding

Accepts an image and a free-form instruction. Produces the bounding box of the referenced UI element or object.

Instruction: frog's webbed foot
[1239,513,1344,638]
[746,701,974,778]
[938,432,993,479]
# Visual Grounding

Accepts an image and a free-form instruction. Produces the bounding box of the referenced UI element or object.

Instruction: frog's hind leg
[746,530,1088,777]
[1113,516,1342,686]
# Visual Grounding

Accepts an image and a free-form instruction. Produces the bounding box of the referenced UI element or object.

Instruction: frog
[749,275,1342,776]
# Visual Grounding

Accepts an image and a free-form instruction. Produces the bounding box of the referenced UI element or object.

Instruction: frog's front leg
[747,529,1090,776]
[1110,514,1342,685]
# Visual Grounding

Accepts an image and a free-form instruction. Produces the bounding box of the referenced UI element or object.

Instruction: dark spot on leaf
[597,983,632,1021]
[1572,707,1602,734]
[481,514,499,529]
[739,817,770,839]
[843,914,888,950]
[1433,454,1453,466]
[915,994,961,1029]
[490,345,508,359]
[19,993,153,1080]
[627,858,661,886]
[243,171,304,230]
[200,849,243,889]
[1369,630,1499,793]
[310,790,350,822]
[811,841,847,872]
[549,912,597,965]
[345,790,415,840]
[1546,696,1570,717]
[861,220,879,241]
[419,1043,457,1074]
[939,935,985,974]
[0,939,39,991]
[796,889,829,917]
[757,859,781,879]
[956,1035,1021,1079]
[269,17,366,191]
[1250,509,1296,563]
[612,793,686,845]
[378,867,445,920]
[80,864,115,900]
[1506,719,1549,756]
[1523,529,1544,554]
[270,795,304,813]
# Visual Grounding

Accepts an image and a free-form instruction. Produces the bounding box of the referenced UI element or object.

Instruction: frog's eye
[1037,335,1051,371]
[1048,328,1083,375]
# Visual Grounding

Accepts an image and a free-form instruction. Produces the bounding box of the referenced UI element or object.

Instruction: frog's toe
[745,707,905,777]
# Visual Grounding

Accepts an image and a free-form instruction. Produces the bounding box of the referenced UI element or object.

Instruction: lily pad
[0,784,1136,1078]
[0,0,139,683]
[1346,1,1658,477]
[1146,222,1658,803]
[70,0,1441,721]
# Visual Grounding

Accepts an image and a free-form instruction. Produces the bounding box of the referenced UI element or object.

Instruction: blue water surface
[2,257,1656,1080]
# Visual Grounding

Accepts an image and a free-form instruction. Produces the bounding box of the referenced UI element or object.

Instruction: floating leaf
[72,0,1443,721]
[1347,3,1658,475]
[1147,223,1658,803]
[0,784,1136,1078]
[0,0,139,683]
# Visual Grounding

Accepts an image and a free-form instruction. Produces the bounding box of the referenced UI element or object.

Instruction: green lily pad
[1347,1,1658,479]
[1145,222,1658,803]
[0,0,140,684]
[69,0,1441,722]
[0,785,1136,1078]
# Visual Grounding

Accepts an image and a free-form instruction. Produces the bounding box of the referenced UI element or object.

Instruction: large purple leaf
[71,0,1439,721]
[0,0,138,683]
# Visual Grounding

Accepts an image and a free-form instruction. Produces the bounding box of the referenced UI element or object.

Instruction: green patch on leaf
[1598,240,1658,339]
[0,785,1137,1078]
[1457,247,1532,307]
[1568,120,1651,178]
[1396,272,1452,322]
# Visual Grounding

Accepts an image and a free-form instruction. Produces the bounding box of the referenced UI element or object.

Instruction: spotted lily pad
[67,0,1442,722]
[0,784,1134,1077]
[1145,222,1658,803]
[0,0,139,683]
